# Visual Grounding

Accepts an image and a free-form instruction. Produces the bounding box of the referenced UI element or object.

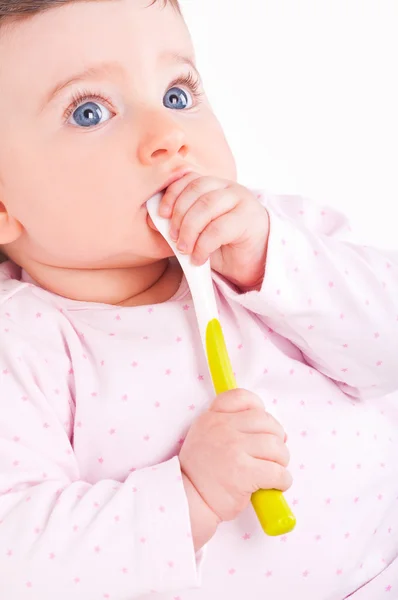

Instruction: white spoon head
[146,192,219,339]
[146,191,216,279]
[146,192,191,270]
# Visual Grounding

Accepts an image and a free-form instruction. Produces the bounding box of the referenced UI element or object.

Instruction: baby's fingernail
[177,241,187,253]
[170,227,179,241]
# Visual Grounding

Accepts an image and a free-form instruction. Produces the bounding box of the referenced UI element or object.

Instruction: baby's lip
[162,169,193,190]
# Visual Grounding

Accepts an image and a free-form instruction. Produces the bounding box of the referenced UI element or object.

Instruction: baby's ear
[0,202,23,244]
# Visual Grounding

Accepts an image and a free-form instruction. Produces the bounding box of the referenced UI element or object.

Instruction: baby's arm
[221,191,398,400]
[0,334,210,599]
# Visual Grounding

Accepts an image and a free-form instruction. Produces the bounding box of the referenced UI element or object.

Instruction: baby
[0,1,397,598]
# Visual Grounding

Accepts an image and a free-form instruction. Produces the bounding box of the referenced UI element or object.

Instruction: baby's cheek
[203,141,237,182]
[194,110,237,181]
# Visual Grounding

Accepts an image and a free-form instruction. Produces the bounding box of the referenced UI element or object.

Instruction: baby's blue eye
[69,101,112,128]
[163,86,193,110]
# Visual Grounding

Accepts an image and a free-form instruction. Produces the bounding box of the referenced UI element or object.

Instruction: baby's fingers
[232,409,286,441]
[254,461,293,493]
[191,207,246,265]
[244,434,290,467]
[176,188,239,255]
[165,176,230,239]
[159,172,200,217]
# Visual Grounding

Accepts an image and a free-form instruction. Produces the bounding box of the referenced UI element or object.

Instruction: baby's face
[0,0,236,269]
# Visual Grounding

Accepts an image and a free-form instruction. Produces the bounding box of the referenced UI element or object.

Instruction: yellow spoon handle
[205,318,296,536]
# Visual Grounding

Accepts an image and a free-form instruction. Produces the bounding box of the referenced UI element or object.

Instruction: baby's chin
[68,216,173,269]
[25,236,173,272]
[96,230,174,268]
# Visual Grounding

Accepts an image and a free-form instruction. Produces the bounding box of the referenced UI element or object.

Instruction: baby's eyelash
[63,90,114,121]
[169,71,204,102]
[63,70,204,121]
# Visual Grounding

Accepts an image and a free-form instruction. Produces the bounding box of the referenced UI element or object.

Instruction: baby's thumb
[210,389,264,414]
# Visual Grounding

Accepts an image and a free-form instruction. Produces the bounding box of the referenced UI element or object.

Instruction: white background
[181,0,398,248]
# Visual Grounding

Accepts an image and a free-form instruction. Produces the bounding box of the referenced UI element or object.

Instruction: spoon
[147,192,296,536]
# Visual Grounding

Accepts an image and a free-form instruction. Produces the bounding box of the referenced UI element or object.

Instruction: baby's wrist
[182,472,219,552]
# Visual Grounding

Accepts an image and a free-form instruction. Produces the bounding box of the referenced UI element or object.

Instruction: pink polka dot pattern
[0,191,397,599]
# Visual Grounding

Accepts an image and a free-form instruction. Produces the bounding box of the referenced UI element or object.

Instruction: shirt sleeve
[217,190,398,401]
[0,328,204,599]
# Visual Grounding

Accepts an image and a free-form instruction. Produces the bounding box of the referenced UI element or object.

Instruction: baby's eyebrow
[159,51,199,76]
[41,53,198,111]
[42,61,126,110]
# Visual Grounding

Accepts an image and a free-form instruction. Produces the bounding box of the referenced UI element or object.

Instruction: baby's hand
[158,174,269,291]
[179,389,292,523]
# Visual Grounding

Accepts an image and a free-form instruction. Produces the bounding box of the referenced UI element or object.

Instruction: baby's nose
[137,113,189,166]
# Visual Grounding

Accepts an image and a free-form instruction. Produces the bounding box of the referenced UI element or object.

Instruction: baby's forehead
[0,0,193,102]
[0,0,190,55]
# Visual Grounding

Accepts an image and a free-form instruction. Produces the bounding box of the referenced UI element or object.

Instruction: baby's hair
[0,0,181,23]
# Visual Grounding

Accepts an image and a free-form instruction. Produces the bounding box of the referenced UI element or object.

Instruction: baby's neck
[20,258,183,306]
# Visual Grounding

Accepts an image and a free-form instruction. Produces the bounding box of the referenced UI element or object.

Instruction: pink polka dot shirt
[0,191,397,599]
